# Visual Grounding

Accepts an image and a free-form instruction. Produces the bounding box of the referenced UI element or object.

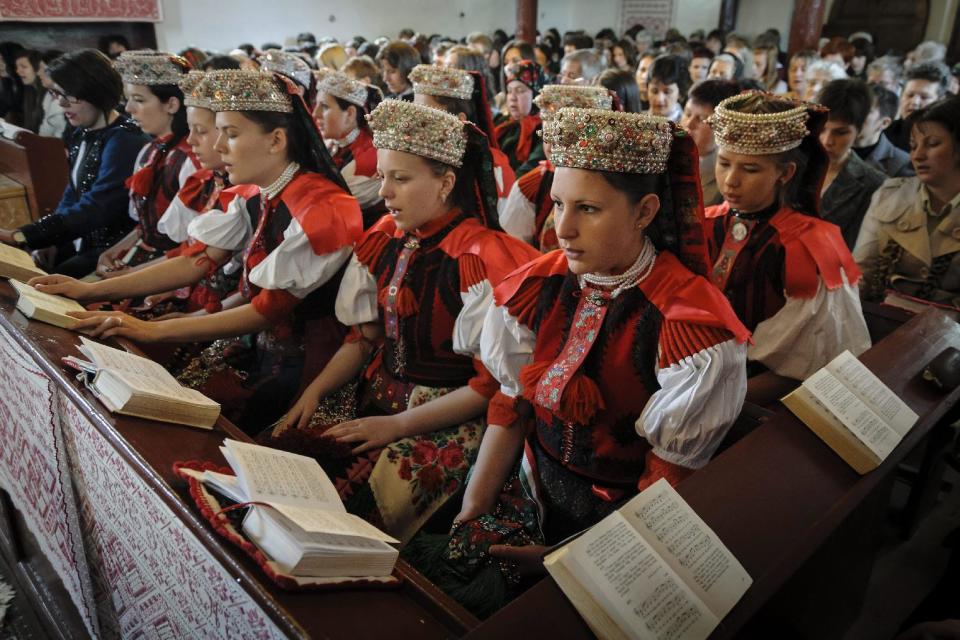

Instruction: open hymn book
[10,279,85,330]
[782,350,919,474]
[71,337,220,429]
[543,479,751,640]
[202,439,399,578]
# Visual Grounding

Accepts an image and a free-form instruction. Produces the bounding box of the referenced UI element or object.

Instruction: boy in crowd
[853,85,914,177]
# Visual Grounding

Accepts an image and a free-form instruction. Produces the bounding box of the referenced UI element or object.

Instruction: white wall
[156,0,727,52]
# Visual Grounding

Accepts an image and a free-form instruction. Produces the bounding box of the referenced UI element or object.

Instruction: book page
[620,479,752,620]
[107,368,216,405]
[223,439,344,512]
[269,504,399,544]
[824,350,918,437]
[803,367,902,460]
[562,511,718,640]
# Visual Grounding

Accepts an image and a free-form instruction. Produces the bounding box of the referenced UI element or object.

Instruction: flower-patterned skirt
[259,365,484,544]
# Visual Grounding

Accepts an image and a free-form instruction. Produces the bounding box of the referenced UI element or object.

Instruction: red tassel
[378,286,419,317]
[558,373,605,425]
[519,360,552,394]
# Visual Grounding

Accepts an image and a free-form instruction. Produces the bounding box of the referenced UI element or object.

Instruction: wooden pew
[0,279,477,639]
[0,121,69,225]
[468,309,960,639]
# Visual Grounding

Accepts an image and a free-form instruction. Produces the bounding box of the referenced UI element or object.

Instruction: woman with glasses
[0,49,149,277]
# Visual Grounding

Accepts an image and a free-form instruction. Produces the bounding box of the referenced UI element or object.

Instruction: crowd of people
[0,21,958,623]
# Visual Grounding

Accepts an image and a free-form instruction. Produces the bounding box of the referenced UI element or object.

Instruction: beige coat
[853,176,960,306]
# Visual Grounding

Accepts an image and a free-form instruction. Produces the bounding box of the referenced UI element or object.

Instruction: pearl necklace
[261,162,300,201]
[578,237,657,299]
[334,127,361,147]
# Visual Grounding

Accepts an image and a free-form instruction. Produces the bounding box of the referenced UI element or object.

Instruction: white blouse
[499,181,537,245]
[335,252,493,359]
[480,302,748,469]
[749,270,871,380]
[188,192,351,298]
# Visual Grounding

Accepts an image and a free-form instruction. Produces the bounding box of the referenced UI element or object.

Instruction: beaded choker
[577,237,657,299]
[261,162,300,200]
[730,200,780,221]
[334,127,362,148]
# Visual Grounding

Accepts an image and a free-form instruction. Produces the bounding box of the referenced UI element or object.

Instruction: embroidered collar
[334,127,362,148]
[407,207,463,240]
[730,200,780,221]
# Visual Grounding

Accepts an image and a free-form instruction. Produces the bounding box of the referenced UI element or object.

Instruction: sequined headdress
[546,108,674,174]
[535,85,614,137]
[115,50,191,86]
[367,99,467,167]
[179,71,208,109]
[196,70,294,113]
[409,64,474,100]
[707,91,814,155]
[318,71,373,108]
[259,49,314,90]
[709,91,830,216]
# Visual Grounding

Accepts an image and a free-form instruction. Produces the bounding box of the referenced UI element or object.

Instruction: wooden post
[788,0,828,56]
[517,0,537,44]
[719,0,739,34]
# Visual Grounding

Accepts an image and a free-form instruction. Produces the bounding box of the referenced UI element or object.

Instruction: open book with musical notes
[543,479,751,640]
[202,439,399,578]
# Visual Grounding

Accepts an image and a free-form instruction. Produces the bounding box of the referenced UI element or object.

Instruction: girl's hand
[323,415,405,454]
[66,311,167,343]
[29,274,92,300]
[272,389,324,435]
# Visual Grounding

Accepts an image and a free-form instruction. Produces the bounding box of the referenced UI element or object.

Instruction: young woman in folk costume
[260,49,318,112]
[137,70,241,318]
[408,64,516,213]
[314,71,386,229]
[97,51,201,277]
[405,108,750,615]
[494,60,547,176]
[31,70,363,432]
[704,92,871,406]
[265,100,540,543]
[500,84,614,252]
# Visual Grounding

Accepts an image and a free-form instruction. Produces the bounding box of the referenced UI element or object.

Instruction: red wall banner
[0,0,162,21]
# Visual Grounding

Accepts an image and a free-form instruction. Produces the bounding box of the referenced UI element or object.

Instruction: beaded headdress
[367,99,466,167]
[707,91,814,155]
[115,50,190,86]
[546,108,674,174]
[318,71,371,107]
[179,71,208,109]
[535,85,614,137]
[259,49,314,90]
[409,64,474,100]
[196,70,293,113]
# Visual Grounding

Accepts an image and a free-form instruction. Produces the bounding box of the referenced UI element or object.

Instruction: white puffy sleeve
[187,194,253,252]
[499,182,537,245]
[453,279,495,359]
[638,338,748,469]
[480,303,537,399]
[334,254,380,326]
[248,217,352,299]
[340,161,383,209]
[749,270,871,380]
[157,194,199,243]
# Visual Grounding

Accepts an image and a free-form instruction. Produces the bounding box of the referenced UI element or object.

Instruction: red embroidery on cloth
[382,236,420,341]
[710,217,758,291]
[531,287,610,422]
